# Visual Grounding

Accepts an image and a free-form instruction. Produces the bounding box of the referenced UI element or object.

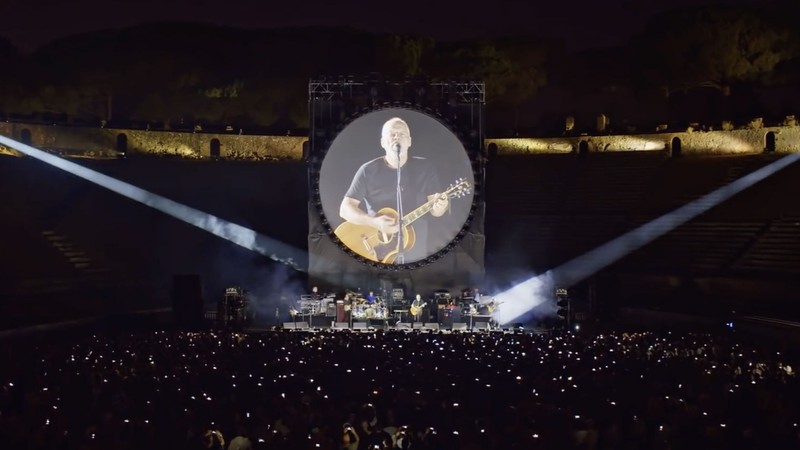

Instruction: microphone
[393,142,401,155]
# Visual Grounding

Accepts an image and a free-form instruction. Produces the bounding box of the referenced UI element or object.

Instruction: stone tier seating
[735,214,800,274]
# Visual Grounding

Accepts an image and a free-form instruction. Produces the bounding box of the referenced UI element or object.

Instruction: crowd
[1,328,798,450]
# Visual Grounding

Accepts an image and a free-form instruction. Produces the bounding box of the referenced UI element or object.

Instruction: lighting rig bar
[308,80,364,101]
[435,82,485,104]
[308,78,485,104]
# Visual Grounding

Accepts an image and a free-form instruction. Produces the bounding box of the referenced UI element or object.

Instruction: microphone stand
[394,144,405,264]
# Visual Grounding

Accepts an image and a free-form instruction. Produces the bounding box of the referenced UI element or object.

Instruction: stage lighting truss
[309,77,485,160]
[436,82,486,104]
[308,78,485,105]
[308,79,364,101]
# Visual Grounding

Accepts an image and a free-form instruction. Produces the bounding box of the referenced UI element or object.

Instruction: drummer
[365,291,377,305]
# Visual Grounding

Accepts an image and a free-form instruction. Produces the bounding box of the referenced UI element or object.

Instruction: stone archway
[487,142,498,159]
[671,137,682,158]
[210,139,221,159]
[764,131,776,153]
[116,133,128,154]
[20,129,32,145]
[578,140,589,155]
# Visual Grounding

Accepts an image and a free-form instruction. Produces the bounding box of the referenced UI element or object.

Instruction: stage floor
[244,321,551,334]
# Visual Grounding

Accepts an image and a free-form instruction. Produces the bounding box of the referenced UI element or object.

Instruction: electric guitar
[410,302,428,316]
[334,178,471,263]
[486,300,504,313]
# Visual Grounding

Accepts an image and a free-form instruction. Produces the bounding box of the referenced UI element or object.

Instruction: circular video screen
[319,108,475,265]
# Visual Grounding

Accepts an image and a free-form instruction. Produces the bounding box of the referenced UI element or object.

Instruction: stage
[258,322,549,334]
[280,314,497,332]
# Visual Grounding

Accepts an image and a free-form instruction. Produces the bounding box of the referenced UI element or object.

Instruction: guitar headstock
[446,178,472,199]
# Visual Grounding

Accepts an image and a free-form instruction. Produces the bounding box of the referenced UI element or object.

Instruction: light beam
[0,135,306,271]
[493,152,800,325]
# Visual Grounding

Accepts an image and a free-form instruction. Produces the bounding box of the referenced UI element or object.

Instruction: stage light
[493,152,800,325]
[556,289,569,326]
[0,135,306,271]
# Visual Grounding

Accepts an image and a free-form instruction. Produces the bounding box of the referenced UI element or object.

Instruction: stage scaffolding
[306,75,487,297]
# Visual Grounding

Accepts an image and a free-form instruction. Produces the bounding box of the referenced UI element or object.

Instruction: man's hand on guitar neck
[372,215,399,235]
[429,192,449,217]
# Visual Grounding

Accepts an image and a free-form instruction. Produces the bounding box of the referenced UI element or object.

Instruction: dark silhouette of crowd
[1,328,798,450]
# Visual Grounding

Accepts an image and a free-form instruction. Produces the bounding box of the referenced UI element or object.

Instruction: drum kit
[342,291,390,320]
[351,300,389,319]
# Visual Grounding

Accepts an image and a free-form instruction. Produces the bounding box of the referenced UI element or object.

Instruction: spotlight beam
[550,153,800,287]
[0,136,306,271]
[494,153,800,325]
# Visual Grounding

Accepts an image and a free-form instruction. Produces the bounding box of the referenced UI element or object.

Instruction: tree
[428,38,549,131]
[257,79,307,131]
[492,36,549,102]
[17,84,81,120]
[375,34,434,77]
[0,37,22,115]
[430,39,547,104]
[0,36,17,59]
[131,93,173,126]
[634,6,796,96]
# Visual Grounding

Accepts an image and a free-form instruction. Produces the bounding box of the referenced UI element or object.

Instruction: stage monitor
[317,107,476,268]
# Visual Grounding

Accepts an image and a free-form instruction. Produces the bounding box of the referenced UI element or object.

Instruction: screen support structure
[307,76,487,294]
[308,77,486,203]
[308,78,485,164]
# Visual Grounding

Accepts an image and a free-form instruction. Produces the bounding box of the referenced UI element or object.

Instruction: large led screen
[319,108,475,265]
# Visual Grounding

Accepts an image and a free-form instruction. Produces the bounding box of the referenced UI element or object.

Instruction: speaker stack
[171,274,204,330]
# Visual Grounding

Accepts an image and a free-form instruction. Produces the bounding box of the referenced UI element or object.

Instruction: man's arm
[340,197,399,234]
[339,197,372,226]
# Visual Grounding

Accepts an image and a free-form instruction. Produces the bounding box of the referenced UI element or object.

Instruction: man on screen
[338,117,449,263]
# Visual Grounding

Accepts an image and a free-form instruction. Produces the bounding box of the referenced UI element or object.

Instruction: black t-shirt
[344,155,444,262]
[345,155,441,215]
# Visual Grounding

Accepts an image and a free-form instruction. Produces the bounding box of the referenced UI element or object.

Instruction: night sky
[1,0,761,53]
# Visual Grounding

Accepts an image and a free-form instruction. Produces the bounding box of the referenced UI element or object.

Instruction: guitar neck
[402,187,459,226]
[400,200,435,227]
[399,181,467,226]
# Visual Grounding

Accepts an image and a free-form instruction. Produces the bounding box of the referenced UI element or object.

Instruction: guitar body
[333,178,470,263]
[410,302,427,316]
[334,207,416,263]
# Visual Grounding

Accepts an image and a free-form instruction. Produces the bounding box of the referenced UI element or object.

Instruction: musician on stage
[411,294,427,323]
[310,286,320,300]
[338,117,449,263]
[342,292,354,321]
[365,290,377,305]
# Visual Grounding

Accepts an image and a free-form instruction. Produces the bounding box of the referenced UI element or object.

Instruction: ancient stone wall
[0,123,306,159]
[2,121,798,159]
[486,125,800,156]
